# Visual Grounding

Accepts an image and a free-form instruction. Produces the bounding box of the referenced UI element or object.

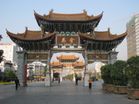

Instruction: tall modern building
[127,14,139,58]
[0,43,18,63]
[0,43,18,71]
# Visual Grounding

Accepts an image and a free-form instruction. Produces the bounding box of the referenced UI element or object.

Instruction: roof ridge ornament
[49,9,54,14]
[83,9,87,15]
[108,27,111,37]
[25,27,28,32]
[24,27,28,38]
[40,25,45,37]
[33,10,36,14]
[5,28,8,33]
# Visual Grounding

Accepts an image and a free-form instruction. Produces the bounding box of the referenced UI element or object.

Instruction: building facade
[127,14,139,58]
[0,43,18,71]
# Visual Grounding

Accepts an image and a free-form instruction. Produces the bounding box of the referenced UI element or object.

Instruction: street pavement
[0,80,139,104]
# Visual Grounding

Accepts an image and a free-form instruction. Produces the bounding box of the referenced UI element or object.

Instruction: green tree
[0,50,3,63]
[4,69,16,81]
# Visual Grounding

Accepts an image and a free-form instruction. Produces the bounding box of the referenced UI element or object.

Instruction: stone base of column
[45,73,51,87]
[83,73,89,87]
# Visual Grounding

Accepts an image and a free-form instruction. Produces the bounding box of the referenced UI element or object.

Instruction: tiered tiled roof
[34,10,103,32]
[79,30,126,51]
[57,54,79,61]
[63,63,73,67]
[6,11,126,52]
[51,61,84,68]
[79,30,127,41]
[34,10,103,21]
[6,28,55,51]
[73,61,85,68]
[50,61,62,68]
[6,28,55,41]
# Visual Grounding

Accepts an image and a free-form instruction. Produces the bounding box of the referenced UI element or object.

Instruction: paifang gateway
[7,10,126,64]
[6,10,126,86]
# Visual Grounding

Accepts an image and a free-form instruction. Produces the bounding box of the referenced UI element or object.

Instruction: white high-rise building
[127,14,139,58]
[0,43,18,71]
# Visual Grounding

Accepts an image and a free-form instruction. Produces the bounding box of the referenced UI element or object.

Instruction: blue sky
[0,0,139,60]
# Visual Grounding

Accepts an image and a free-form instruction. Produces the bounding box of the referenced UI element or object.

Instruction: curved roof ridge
[79,31,127,41]
[6,29,55,41]
[90,12,103,20]
[34,11,103,21]
[26,29,41,32]
[49,12,87,16]
[47,9,88,16]
[6,28,42,35]
[94,30,109,33]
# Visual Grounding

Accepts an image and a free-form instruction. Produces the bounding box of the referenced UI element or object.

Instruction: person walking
[75,73,78,85]
[88,79,92,89]
[15,77,20,90]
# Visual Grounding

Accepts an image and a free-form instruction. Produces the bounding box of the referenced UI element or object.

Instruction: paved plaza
[0,80,139,104]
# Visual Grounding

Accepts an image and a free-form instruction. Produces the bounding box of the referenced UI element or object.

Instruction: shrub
[101,64,113,84]
[111,60,127,86]
[0,71,4,81]
[126,56,139,88]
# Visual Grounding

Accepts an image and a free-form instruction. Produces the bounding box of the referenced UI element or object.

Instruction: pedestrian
[88,79,92,89]
[75,73,78,85]
[15,77,20,90]
[58,77,60,84]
